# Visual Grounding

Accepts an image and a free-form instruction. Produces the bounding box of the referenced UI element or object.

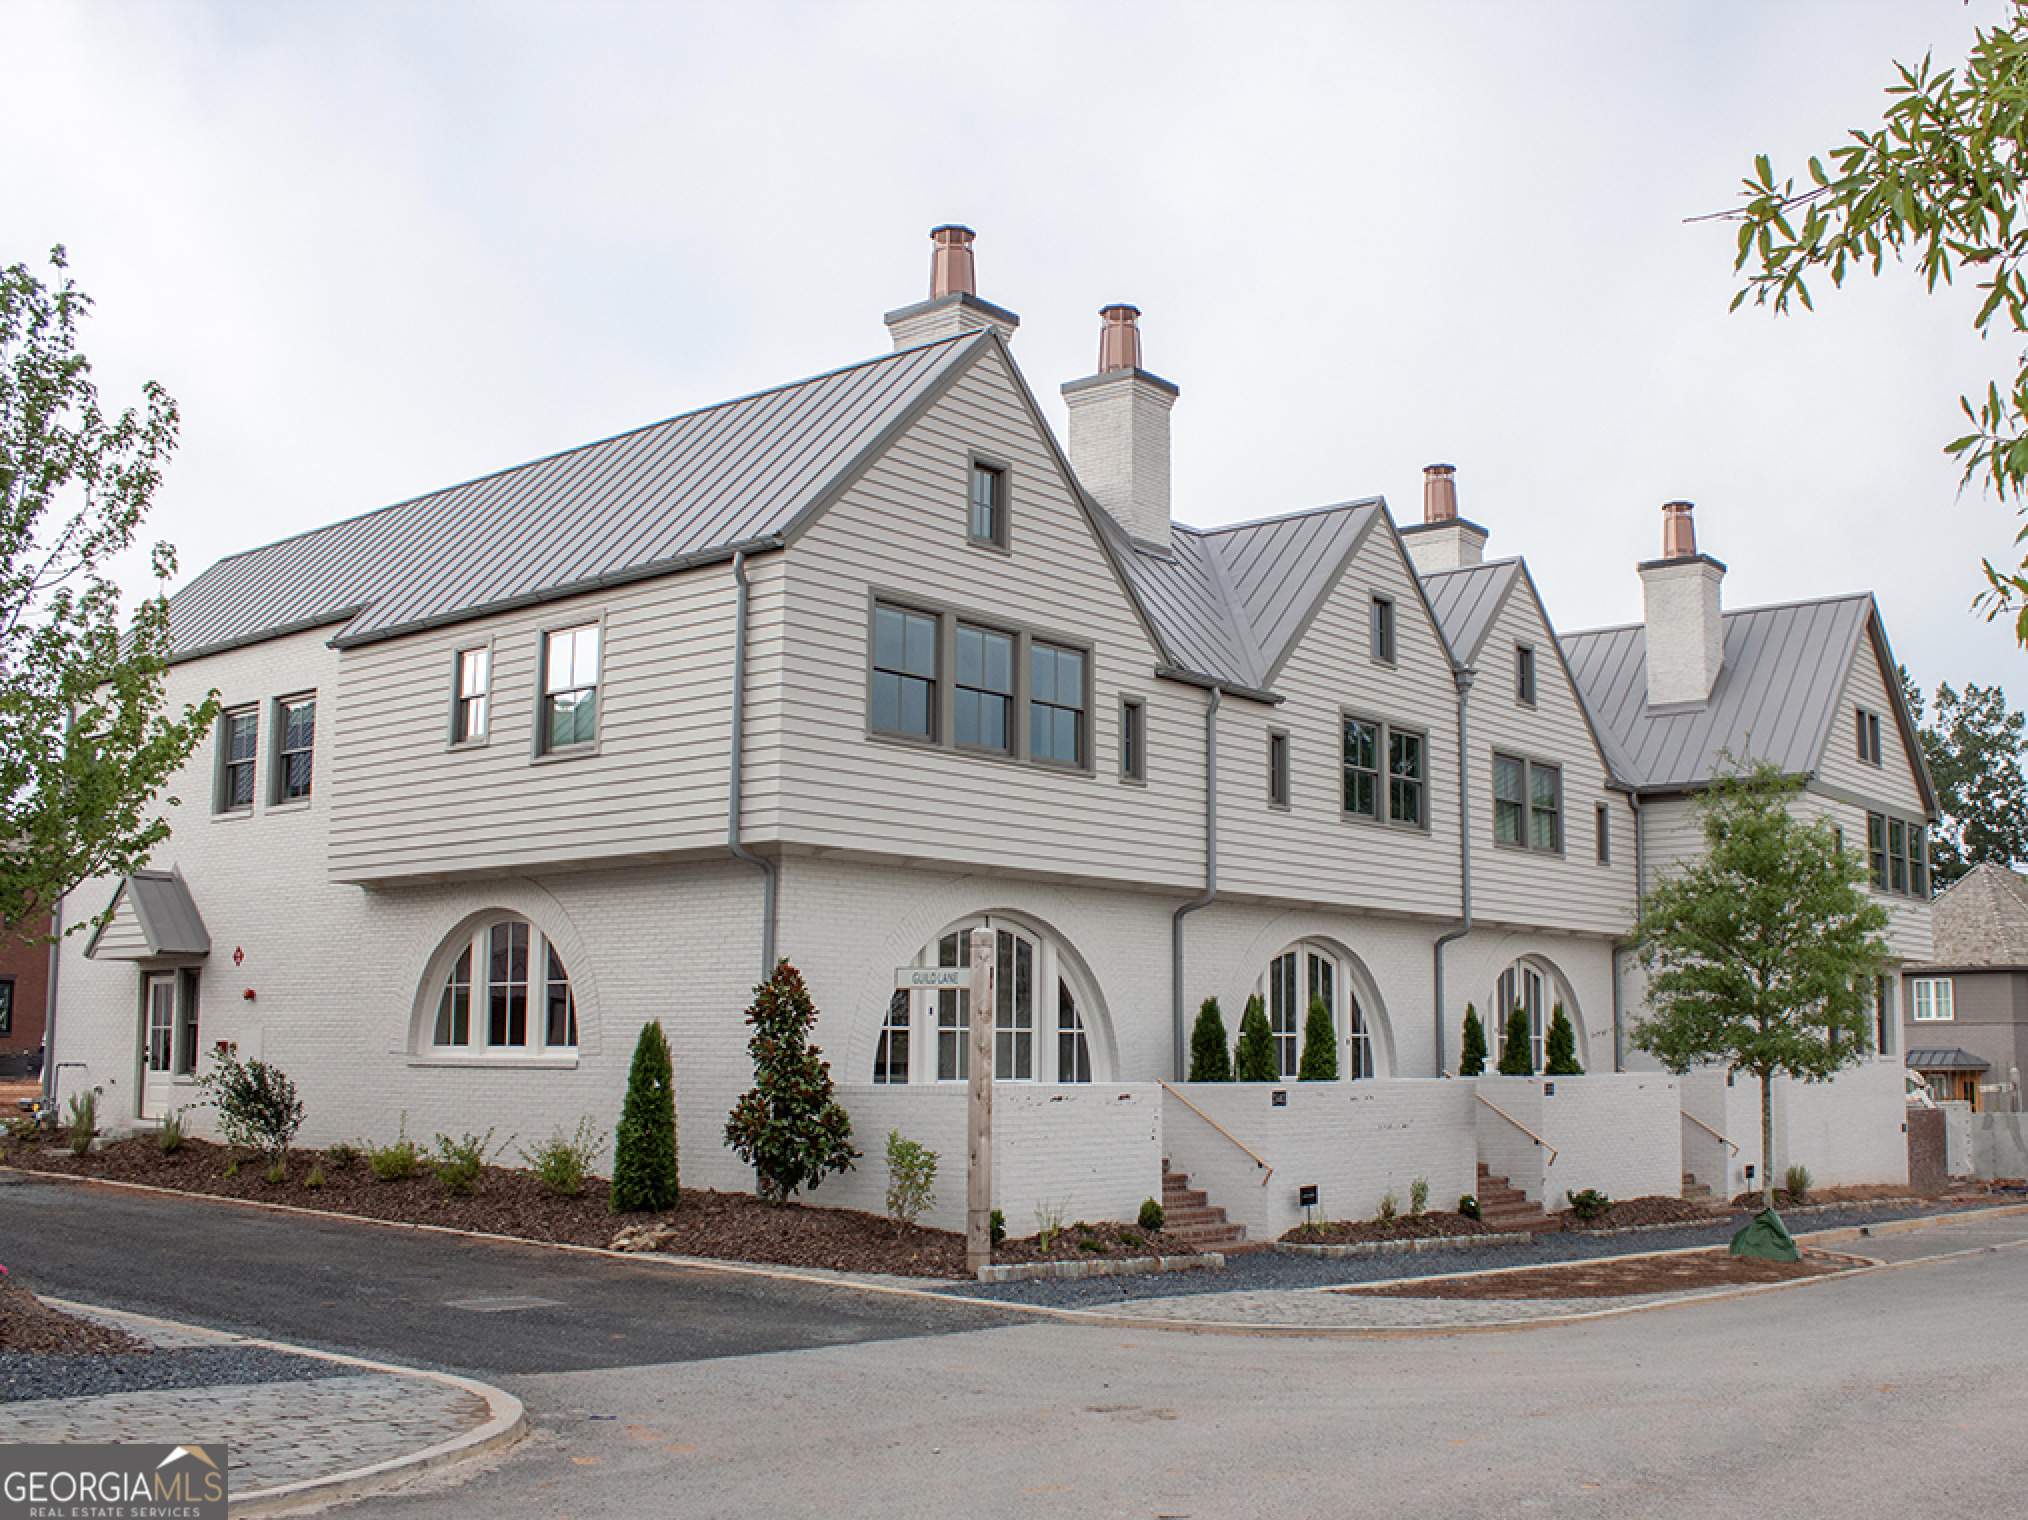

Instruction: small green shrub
[366,1116,424,1181]
[1497,1005,1535,1075]
[224,1156,240,1178]
[989,1208,1006,1246]
[1077,1235,1106,1254]
[1543,1005,1584,1076]
[433,1129,503,1196]
[305,1164,325,1191]
[1188,997,1233,1082]
[1377,1189,1398,1224]
[1036,1200,1066,1252]
[1119,1230,1143,1249]
[614,1021,680,1214]
[1298,994,1338,1081]
[158,1108,186,1154]
[1409,1176,1430,1218]
[1138,1197,1166,1233]
[1784,1163,1813,1203]
[1234,994,1277,1081]
[1568,1187,1612,1220]
[65,1092,96,1156]
[266,1160,287,1186]
[325,1142,361,1168]
[1458,1193,1481,1220]
[520,1117,607,1197]
[198,1050,303,1164]
[1459,1004,1488,1077]
[883,1131,938,1227]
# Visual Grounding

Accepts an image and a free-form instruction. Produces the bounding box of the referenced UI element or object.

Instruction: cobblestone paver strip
[0,1374,490,1492]
[1068,1285,1689,1330]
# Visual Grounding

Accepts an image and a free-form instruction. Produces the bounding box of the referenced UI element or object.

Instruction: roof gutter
[1153,665,1282,706]
[1171,687,1221,1080]
[728,550,778,978]
[1432,667,1475,1075]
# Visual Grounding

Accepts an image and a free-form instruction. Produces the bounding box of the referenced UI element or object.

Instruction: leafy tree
[1458,1004,1488,1077]
[724,961,856,1203]
[1633,762,1890,1212]
[1496,1006,1535,1076]
[1543,1005,1584,1076]
[1901,669,2028,882]
[1187,996,1232,1082]
[0,247,218,929]
[611,1020,679,1213]
[1721,4,2028,640]
[1297,994,1338,1081]
[1233,993,1276,1082]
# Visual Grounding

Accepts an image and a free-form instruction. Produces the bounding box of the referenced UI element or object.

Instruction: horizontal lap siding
[1815,635,1928,816]
[328,574,739,882]
[1216,527,1460,918]
[1468,587,1635,936]
[773,353,1202,888]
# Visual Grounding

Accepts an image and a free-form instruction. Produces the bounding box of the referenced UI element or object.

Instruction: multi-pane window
[0,977,11,1037]
[454,647,490,743]
[1267,950,1303,1077]
[1856,707,1882,766]
[430,916,576,1055]
[954,624,1013,752]
[1370,596,1396,663]
[1493,754,1561,852]
[874,991,911,1084]
[1343,719,1378,818]
[275,696,315,802]
[873,603,938,739]
[1495,962,1547,1072]
[883,923,1093,1085]
[1390,730,1426,826]
[1029,642,1086,765]
[1269,730,1291,807]
[1120,698,1146,782]
[1873,974,1894,1055]
[1911,978,1954,1021]
[1344,717,1426,827]
[1516,645,1537,706]
[1264,944,1372,1080]
[1058,985,1092,1083]
[970,462,1007,547]
[217,708,257,812]
[1867,812,1929,898]
[542,623,600,750]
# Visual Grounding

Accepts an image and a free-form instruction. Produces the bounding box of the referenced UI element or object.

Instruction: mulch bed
[1279,1210,1494,1246]
[0,1136,1198,1280]
[0,1280,147,1355]
[1558,1194,1725,1231]
[1341,1249,1847,1300]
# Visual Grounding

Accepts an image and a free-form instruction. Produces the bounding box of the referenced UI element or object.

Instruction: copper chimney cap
[930,225,977,299]
[1423,464,1458,524]
[1098,304,1143,374]
[1661,500,1697,559]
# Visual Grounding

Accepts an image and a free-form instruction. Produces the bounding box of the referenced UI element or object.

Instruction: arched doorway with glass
[1491,956,1584,1073]
[871,914,1108,1085]
[1259,939,1390,1080]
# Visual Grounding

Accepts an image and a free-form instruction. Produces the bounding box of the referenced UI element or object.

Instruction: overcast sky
[6,0,2024,698]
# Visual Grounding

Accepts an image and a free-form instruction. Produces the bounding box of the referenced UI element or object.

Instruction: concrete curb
[976,1252,1221,1283]
[1276,1231,1529,1259]
[37,1297,527,1518]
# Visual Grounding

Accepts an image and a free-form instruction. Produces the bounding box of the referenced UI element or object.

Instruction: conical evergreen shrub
[724,960,858,1203]
[610,1020,679,1213]
[1458,1004,1488,1077]
[1543,1004,1584,1075]
[1298,994,1338,1080]
[1497,1005,1535,1075]
[1234,994,1277,1082]
[1188,997,1233,1082]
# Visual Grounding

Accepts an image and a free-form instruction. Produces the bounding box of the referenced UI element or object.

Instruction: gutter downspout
[1614,790,1646,1073]
[40,894,61,1106]
[1432,668,1475,1075]
[728,551,778,977]
[1171,687,1221,1080]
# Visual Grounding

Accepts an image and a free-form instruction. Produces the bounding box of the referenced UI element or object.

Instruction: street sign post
[966,925,995,1275]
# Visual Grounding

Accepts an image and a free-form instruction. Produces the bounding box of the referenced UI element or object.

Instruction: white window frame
[420,915,579,1065]
[1911,978,1954,1022]
[1261,942,1380,1081]
[538,620,602,756]
[452,645,492,746]
[875,918,1100,1086]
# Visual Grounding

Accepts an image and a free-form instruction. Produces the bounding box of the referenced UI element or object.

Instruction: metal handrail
[1681,1110,1740,1156]
[1157,1081,1275,1187]
[1475,1094,1558,1165]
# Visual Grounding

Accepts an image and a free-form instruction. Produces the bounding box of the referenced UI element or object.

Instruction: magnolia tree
[1633,763,1891,1212]
[0,248,216,933]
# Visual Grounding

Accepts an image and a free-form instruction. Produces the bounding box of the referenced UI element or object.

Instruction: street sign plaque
[895,967,967,990]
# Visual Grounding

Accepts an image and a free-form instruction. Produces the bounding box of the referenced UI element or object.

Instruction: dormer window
[1516,645,1537,706]
[969,460,1008,549]
[1856,707,1882,767]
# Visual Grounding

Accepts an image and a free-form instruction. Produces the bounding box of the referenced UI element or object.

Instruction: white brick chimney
[1639,500,1726,708]
[1399,463,1489,573]
[884,225,1020,350]
[1061,305,1178,550]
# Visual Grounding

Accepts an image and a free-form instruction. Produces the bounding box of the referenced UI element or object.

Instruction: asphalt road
[0,1174,1014,1375]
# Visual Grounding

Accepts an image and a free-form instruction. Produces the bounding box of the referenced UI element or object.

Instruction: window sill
[531,744,600,766]
[1491,838,1566,858]
[211,809,254,823]
[867,729,1093,778]
[267,799,312,815]
[966,536,1013,557]
[408,1053,580,1069]
[447,737,490,752]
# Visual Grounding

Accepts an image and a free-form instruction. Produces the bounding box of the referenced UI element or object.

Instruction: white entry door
[141,974,179,1120]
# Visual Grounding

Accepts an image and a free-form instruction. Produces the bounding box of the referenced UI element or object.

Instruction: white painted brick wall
[1472,1073,1681,1207]
[1683,1060,1908,1197]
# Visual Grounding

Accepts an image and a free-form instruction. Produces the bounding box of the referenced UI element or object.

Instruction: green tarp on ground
[1730,1207,1800,1263]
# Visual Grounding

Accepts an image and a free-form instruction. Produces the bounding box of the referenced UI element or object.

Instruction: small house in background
[0,912,53,1079]
[1902,863,2028,1112]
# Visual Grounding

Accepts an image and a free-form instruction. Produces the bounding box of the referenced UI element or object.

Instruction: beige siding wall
[327,571,741,882]
[1816,630,1928,815]
[1216,522,1461,918]
[771,348,1203,889]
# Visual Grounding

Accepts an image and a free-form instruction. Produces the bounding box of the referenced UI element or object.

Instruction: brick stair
[1475,1163,1561,1234]
[1160,1160,1247,1249]
[1680,1171,1714,1205]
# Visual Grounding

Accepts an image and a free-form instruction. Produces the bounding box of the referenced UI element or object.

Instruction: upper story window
[429,916,577,1056]
[273,696,315,803]
[215,707,257,813]
[1494,753,1562,852]
[873,603,938,740]
[1120,697,1146,783]
[1910,977,1954,1021]
[1516,645,1537,706]
[969,461,1008,548]
[454,647,490,743]
[1029,642,1087,766]
[1370,595,1396,663]
[1268,729,1291,808]
[542,623,600,751]
[1595,803,1611,864]
[1856,707,1883,767]
[1342,717,1428,828]
[955,623,1013,752]
[1868,812,1929,898]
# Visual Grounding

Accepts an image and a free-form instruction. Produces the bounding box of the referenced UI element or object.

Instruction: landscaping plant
[304,1164,324,1191]
[1568,1187,1612,1220]
[1377,1188,1398,1224]
[1188,997,1233,1082]
[1458,1193,1481,1221]
[157,1107,185,1154]
[1497,1005,1535,1075]
[433,1129,503,1196]
[65,1091,95,1157]
[365,1116,424,1181]
[1784,1163,1813,1204]
[724,961,857,1204]
[1458,1003,1488,1077]
[1543,1005,1584,1075]
[520,1117,607,1197]
[1409,1176,1430,1218]
[883,1130,937,1227]
[1234,994,1277,1081]
[1298,994,1338,1081]
[989,1208,1006,1246]
[1138,1197,1165,1233]
[198,1048,303,1166]
[613,1020,680,1213]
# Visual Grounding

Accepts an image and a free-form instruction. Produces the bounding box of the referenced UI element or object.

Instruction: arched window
[874,917,1100,1084]
[1261,941,1379,1080]
[427,916,577,1056]
[1492,957,1580,1073]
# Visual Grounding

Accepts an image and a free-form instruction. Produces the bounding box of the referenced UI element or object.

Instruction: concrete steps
[1475,1163,1561,1234]
[1161,1161,1247,1248]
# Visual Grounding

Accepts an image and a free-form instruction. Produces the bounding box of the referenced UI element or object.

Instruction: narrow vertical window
[1120,697,1146,781]
[488,920,530,1047]
[435,946,473,1046]
[1268,950,1299,1077]
[1268,729,1291,808]
[1516,645,1537,706]
[1029,642,1087,765]
[1370,596,1396,663]
[874,991,911,1084]
[1856,708,1882,766]
[454,648,490,743]
[1530,763,1562,851]
[1342,718,1379,818]
[969,462,1007,547]
[1874,974,1893,1055]
[542,623,600,751]
[1389,730,1425,826]
[872,603,938,740]
[1057,983,1092,1083]
[1595,803,1611,864]
[935,931,968,1081]
[545,944,577,1048]
[995,930,1034,1080]
[1493,754,1525,844]
[954,624,1013,752]
[275,696,315,802]
[217,708,257,812]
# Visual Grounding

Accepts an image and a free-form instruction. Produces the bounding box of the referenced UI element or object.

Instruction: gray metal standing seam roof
[166,332,991,657]
[1421,559,1523,668]
[84,870,211,959]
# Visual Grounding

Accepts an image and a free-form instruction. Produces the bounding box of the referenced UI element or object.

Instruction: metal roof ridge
[1195,496,1385,538]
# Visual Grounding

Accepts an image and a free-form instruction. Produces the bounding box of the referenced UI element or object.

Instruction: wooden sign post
[966,922,995,1275]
